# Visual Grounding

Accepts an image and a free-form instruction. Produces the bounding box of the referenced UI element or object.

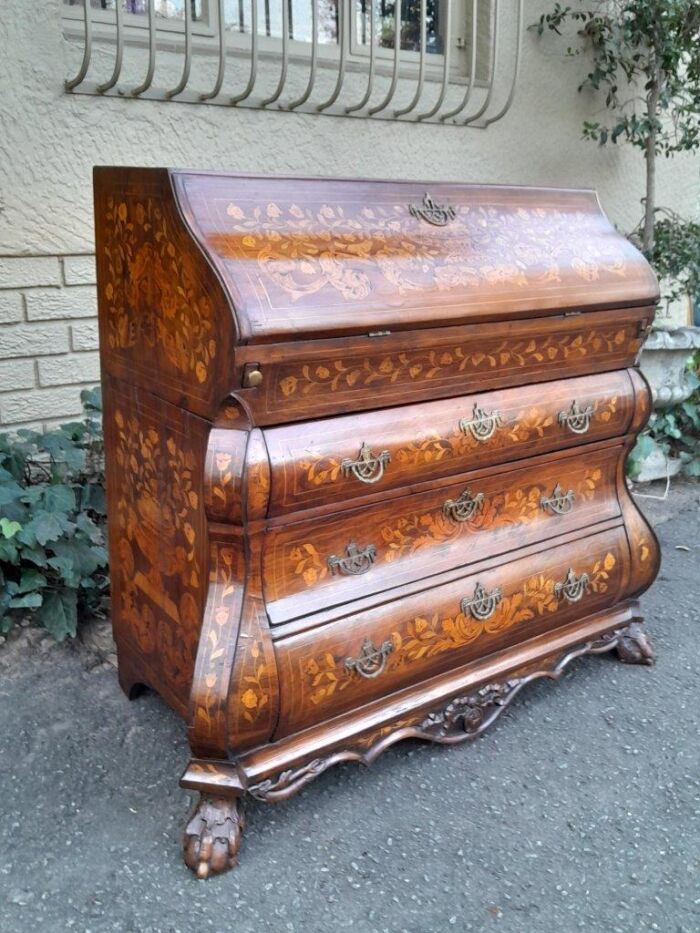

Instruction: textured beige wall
[1,0,698,428]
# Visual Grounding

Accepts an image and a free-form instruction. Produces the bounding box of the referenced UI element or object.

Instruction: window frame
[61,0,491,87]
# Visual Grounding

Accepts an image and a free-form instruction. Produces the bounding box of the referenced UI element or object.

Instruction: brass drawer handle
[327,542,377,576]
[460,582,503,621]
[345,638,394,679]
[558,399,594,435]
[409,192,456,227]
[554,567,590,603]
[459,404,504,442]
[540,483,576,516]
[443,488,485,523]
[341,442,391,484]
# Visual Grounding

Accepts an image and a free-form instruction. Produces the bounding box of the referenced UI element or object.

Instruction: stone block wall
[0,255,99,431]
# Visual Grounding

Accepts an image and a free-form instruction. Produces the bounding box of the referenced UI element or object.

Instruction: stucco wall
[1,0,698,429]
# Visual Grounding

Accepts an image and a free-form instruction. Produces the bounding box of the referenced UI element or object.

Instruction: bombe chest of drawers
[94,168,660,878]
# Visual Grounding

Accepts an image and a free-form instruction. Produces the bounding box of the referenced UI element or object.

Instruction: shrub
[0,388,108,640]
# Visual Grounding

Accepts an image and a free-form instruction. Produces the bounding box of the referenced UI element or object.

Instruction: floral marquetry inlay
[102,196,216,385]
[302,550,618,708]
[214,200,630,307]
[275,327,636,402]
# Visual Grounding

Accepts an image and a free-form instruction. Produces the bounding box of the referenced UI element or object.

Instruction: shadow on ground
[0,481,698,933]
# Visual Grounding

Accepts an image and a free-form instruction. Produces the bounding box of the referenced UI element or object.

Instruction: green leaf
[18,569,47,593]
[47,555,80,588]
[35,589,77,641]
[0,517,21,539]
[18,510,72,547]
[42,484,76,513]
[9,592,43,609]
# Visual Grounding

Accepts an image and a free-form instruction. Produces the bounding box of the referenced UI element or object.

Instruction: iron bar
[261,0,290,106]
[287,0,319,110]
[482,0,522,126]
[316,0,347,112]
[231,0,259,104]
[166,0,194,98]
[200,0,227,100]
[394,0,426,117]
[131,0,157,97]
[417,0,452,121]
[440,0,478,122]
[346,0,377,114]
[65,0,92,91]
[96,0,124,93]
[368,0,402,116]
[463,0,498,125]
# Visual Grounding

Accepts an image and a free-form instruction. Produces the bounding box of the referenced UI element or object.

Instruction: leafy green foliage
[0,388,108,641]
[531,1,700,259]
[644,214,700,304]
[628,354,700,477]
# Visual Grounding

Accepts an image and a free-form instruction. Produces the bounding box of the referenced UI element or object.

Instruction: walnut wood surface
[272,525,629,736]
[94,167,660,877]
[264,370,634,516]
[263,443,623,625]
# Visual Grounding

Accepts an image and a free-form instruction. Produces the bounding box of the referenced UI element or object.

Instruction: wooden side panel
[263,443,623,626]
[94,167,235,420]
[264,370,635,517]
[273,525,630,737]
[103,376,210,717]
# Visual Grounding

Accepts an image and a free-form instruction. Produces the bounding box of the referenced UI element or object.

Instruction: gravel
[0,480,698,933]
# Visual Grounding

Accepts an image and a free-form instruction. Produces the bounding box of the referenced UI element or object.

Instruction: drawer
[236,308,650,425]
[272,525,629,737]
[263,443,622,626]
[264,370,635,517]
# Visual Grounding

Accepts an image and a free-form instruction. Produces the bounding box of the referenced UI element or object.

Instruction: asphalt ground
[0,480,698,933]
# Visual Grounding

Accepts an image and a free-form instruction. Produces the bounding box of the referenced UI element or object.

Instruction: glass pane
[222,1,339,43]
[359,0,446,54]
[63,1,205,20]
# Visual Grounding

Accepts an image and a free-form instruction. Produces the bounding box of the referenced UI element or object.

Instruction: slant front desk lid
[171,171,659,343]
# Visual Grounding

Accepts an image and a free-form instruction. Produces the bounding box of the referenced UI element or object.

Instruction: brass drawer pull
[341,442,391,484]
[459,404,504,442]
[443,488,485,523]
[540,483,576,515]
[345,638,394,679]
[409,192,456,227]
[327,542,377,576]
[554,567,590,603]
[460,582,503,621]
[558,399,594,435]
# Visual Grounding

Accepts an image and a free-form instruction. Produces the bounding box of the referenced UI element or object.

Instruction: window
[63,1,486,82]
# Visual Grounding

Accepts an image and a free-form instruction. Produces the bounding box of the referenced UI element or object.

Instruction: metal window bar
[63,0,523,126]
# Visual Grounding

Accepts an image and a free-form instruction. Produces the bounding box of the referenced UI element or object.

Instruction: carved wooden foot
[183,794,245,878]
[615,622,655,666]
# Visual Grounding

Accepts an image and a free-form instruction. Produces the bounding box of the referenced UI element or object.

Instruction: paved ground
[0,481,698,933]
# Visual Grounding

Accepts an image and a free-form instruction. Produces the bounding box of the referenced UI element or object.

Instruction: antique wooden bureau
[94,168,660,878]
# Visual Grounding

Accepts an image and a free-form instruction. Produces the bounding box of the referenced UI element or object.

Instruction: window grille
[63,0,523,126]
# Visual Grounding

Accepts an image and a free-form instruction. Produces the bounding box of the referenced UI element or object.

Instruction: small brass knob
[242,365,263,388]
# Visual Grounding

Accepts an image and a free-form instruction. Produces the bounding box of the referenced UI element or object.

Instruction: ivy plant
[0,388,108,641]
[627,355,700,478]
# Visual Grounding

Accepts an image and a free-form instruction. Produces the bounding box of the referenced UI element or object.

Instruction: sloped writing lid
[172,172,659,344]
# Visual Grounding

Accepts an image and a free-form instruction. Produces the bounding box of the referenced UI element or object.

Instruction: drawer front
[237,308,649,425]
[263,444,622,626]
[273,526,629,737]
[264,370,635,517]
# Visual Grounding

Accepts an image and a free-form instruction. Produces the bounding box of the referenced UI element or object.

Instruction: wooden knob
[243,366,263,388]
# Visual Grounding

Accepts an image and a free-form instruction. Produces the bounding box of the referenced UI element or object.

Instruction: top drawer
[234,308,650,425]
[263,369,636,517]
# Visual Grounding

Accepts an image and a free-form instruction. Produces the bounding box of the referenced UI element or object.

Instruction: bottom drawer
[273,525,629,737]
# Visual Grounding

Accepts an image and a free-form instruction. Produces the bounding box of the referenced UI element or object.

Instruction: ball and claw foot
[183,794,245,878]
[615,622,655,666]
